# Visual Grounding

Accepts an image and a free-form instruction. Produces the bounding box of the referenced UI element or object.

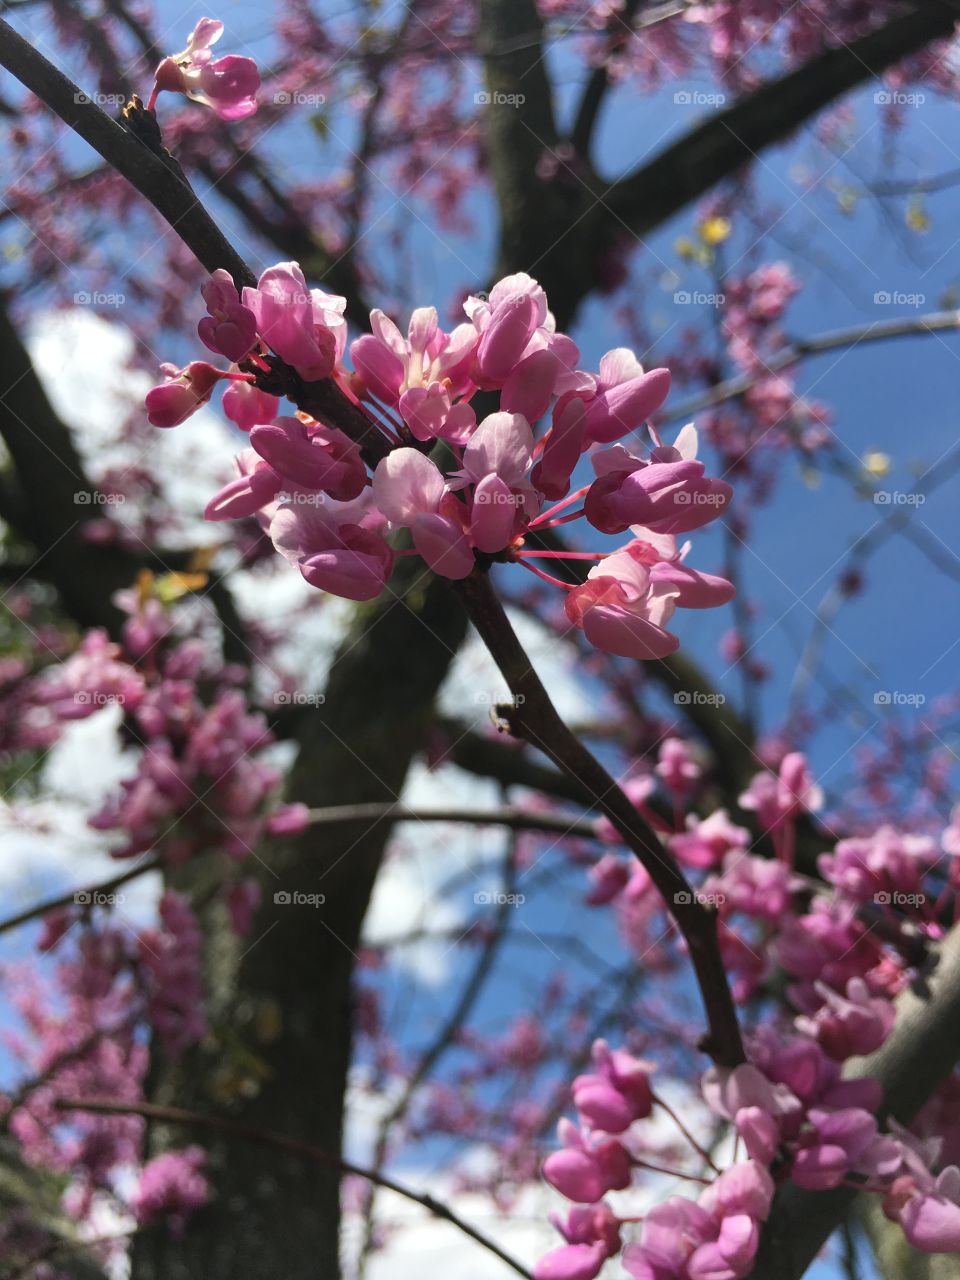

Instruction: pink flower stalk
[137,891,208,1058]
[150,18,259,120]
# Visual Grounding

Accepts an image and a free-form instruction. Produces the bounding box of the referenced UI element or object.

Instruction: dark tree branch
[455,570,746,1067]
[54,1097,533,1279]
[604,2,960,237]
[570,0,641,154]
[666,310,960,424]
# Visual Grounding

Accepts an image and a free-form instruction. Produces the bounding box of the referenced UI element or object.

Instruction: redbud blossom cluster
[148,265,735,660]
[538,749,960,1278]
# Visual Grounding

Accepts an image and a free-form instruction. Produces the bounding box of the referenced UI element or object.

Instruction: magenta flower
[535,1203,621,1280]
[150,18,259,120]
[572,1040,653,1132]
[270,490,394,601]
[578,348,672,445]
[672,808,750,871]
[132,1146,209,1235]
[204,450,283,522]
[794,977,896,1061]
[146,360,226,427]
[585,427,732,536]
[198,268,257,362]
[543,1119,632,1202]
[249,417,366,502]
[149,267,735,662]
[242,263,344,382]
[222,379,280,432]
[895,1167,960,1252]
[564,527,731,661]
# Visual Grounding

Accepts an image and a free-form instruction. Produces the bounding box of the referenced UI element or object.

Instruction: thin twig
[454,571,746,1068]
[666,310,960,424]
[54,1097,533,1279]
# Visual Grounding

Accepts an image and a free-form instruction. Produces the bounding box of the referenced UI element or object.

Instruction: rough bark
[131,566,466,1279]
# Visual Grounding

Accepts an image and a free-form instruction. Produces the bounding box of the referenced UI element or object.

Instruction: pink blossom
[198,268,257,362]
[132,1146,209,1235]
[151,18,259,120]
[270,489,394,600]
[895,1168,960,1252]
[543,1119,632,1202]
[585,427,732,536]
[657,737,703,797]
[578,349,672,445]
[535,1203,621,1280]
[795,978,896,1061]
[137,891,207,1058]
[222,380,280,432]
[672,809,749,870]
[564,544,682,660]
[249,417,366,501]
[242,263,343,381]
[372,448,474,578]
[146,361,225,427]
[571,1040,653,1132]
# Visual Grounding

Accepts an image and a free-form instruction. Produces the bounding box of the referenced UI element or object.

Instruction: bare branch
[54,1097,533,1280]
[455,571,746,1067]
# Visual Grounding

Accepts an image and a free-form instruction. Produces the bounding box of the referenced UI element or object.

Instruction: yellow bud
[700,216,731,245]
[863,451,892,478]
